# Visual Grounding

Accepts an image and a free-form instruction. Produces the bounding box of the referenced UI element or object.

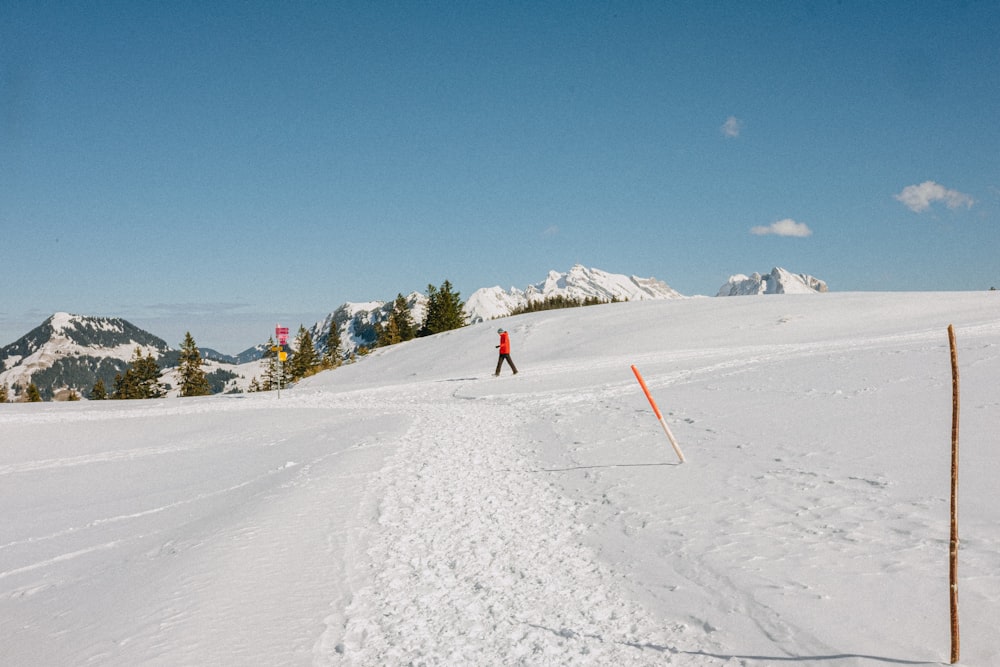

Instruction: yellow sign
[279,351,288,362]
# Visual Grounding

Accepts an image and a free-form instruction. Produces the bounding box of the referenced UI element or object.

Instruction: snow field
[2,292,999,665]
[0,401,406,665]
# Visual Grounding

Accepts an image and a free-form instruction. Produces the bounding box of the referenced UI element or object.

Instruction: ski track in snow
[318,383,720,665]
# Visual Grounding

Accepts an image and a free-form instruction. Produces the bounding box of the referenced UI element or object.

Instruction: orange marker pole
[631,365,685,463]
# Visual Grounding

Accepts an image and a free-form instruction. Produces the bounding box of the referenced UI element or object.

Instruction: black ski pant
[495,353,518,375]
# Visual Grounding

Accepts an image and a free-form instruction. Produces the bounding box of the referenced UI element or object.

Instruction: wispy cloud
[895,181,974,213]
[750,219,813,238]
[143,302,253,317]
[541,225,559,238]
[721,116,743,138]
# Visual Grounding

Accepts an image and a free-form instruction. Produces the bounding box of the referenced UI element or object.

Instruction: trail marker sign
[274,325,290,398]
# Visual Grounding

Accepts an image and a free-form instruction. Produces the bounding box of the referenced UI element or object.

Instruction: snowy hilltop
[0,313,171,401]
[2,292,998,665]
[0,313,242,401]
[306,294,426,360]
[465,264,683,323]
[717,267,828,296]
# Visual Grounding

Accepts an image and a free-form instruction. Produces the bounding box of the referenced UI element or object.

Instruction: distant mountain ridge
[0,313,171,401]
[464,264,683,323]
[1,265,825,401]
[304,265,681,358]
[717,267,828,296]
[306,293,427,360]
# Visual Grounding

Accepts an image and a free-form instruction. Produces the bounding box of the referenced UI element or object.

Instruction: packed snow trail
[317,381,721,665]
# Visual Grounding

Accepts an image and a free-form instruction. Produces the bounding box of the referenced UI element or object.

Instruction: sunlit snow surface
[2,293,998,665]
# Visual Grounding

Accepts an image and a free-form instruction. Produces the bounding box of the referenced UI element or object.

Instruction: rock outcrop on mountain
[716,268,827,296]
[465,264,683,323]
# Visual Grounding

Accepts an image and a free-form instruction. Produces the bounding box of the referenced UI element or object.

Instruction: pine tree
[419,280,466,336]
[289,325,319,380]
[111,373,131,399]
[112,348,142,399]
[135,350,166,398]
[26,383,42,402]
[0,383,8,403]
[90,379,107,400]
[392,293,417,341]
[376,316,401,347]
[376,295,418,347]
[67,390,81,401]
[178,332,212,397]
[112,347,165,399]
[322,322,343,368]
[419,283,439,336]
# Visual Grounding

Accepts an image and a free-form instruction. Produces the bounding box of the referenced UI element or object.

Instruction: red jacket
[498,331,510,354]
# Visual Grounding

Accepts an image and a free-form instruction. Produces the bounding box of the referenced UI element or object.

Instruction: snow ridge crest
[465,264,683,323]
[717,267,828,296]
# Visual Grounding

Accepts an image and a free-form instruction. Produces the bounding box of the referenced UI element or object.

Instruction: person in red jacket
[494,328,518,376]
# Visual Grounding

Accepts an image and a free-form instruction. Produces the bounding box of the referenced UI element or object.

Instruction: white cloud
[541,225,559,238]
[895,181,974,213]
[750,218,813,238]
[750,218,812,238]
[721,116,743,138]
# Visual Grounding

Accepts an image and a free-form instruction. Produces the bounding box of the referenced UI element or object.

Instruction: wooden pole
[948,324,960,664]
[631,365,685,463]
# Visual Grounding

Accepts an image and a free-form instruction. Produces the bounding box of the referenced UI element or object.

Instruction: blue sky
[2,1,997,353]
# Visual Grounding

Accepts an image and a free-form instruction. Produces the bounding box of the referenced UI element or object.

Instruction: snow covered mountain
[0,313,171,401]
[307,293,426,358]
[465,264,684,323]
[303,265,682,358]
[716,267,828,296]
[3,266,813,401]
[0,313,245,401]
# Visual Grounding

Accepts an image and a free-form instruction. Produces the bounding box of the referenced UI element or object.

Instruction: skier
[494,328,518,376]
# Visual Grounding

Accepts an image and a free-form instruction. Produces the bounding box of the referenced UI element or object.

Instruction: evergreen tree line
[372,280,465,347]
[88,332,214,401]
[107,347,166,399]
[249,279,466,392]
[367,280,467,349]
[26,357,128,401]
[8,280,468,401]
[0,382,45,403]
[249,322,343,392]
[508,294,623,316]
[1,381,78,403]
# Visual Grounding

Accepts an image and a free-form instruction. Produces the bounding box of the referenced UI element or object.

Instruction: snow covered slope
[717,267,828,296]
[2,265,682,397]
[3,292,998,665]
